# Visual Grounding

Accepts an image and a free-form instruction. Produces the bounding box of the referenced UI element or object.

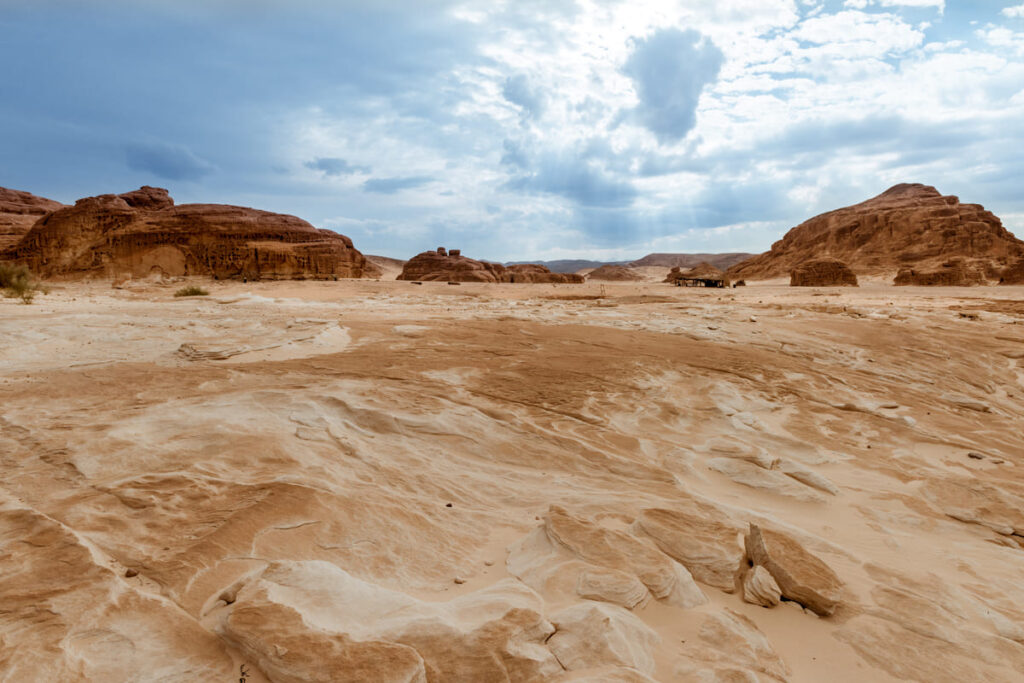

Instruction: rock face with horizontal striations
[1,186,377,280]
[1000,258,1024,285]
[894,257,987,286]
[0,187,64,251]
[790,258,858,287]
[729,184,1024,281]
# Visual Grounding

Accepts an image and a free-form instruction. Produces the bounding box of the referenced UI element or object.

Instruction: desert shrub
[174,285,209,297]
[0,262,42,304]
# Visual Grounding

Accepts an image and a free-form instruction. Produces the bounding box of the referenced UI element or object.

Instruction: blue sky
[2,0,1022,260]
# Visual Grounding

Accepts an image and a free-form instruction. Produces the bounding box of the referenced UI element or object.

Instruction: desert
[4,1,1024,680]
[3,271,1024,681]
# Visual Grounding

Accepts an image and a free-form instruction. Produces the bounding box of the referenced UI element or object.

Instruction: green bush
[174,285,209,297]
[0,262,42,304]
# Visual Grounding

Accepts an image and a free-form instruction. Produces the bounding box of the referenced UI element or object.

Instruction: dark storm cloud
[124,142,213,181]
[363,176,433,194]
[304,158,371,176]
[622,28,724,144]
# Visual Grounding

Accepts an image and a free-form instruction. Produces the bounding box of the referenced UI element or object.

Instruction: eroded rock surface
[0,186,64,250]
[730,183,1023,280]
[1,186,375,280]
[790,258,858,287]
[744,524,842,616]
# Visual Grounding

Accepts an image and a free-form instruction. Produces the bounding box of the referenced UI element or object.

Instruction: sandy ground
[2,278,1024,681]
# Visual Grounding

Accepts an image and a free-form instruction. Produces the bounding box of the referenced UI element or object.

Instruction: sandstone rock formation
[504,263,584,284]
[790,258,858,287]
[664,262,729,285]
[1001,258,1024,284]
[0,186,376,280]
[894,258,987,286]
[0,187,63,251]
[587,264,644,281]
[744,524,842,616]
[398,248,582,283]
[398,247,504,282]
[729,184,1024,280]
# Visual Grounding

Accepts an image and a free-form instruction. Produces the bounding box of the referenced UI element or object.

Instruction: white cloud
[1002,4,1024,18]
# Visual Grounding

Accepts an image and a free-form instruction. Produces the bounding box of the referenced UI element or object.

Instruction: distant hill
[627,253,753,270]
[504,259,625,273]
[506,253,750,274]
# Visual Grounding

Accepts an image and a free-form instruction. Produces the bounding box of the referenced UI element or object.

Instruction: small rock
[742,565,781,607]
[453,577,466,584]
[967,452,985,460]
[124,569,138,578]
[744,523,842,616]
[484,560,494,566]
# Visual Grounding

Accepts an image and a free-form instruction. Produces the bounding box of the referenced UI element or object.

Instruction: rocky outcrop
[744,524,842,616]
[398,249,582,283]
[729,184,1024,280]
[398,247,504,282]
[894,258,987,286]
[790,258,858,287]
[0,187,63,251]
[1001,259,1024,285]
[504,264,584,284]
[0,186,376,280]
[587,265,644,281]
[664,262,729,284]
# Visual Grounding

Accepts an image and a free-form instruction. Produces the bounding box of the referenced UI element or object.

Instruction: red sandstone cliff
[0,187,64,251]
[397,248,582,283]
[0,186,377,280]
[728,184,1024,281]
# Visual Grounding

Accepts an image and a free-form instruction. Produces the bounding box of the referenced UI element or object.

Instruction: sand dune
[2,278,1024,681]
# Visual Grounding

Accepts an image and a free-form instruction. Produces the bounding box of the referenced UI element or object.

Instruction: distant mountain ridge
[506,253,752,274]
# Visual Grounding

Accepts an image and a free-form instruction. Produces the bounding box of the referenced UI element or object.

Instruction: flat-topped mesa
[0,186,377,280]
[728,183,1024,281]
[398,248,582,283]
[0,187,64,251]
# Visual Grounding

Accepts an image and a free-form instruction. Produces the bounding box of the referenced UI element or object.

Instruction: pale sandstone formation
[586,264,644,281]
[789,258,858,287]
[744,524,842,616]
[0,186,63,250]
[0,186,376,280]
[729,183,1024,280]
[742,565,782,607]
[547,602,659,674]
[3,279,1024,681]
[894,257,987,286]
[664,262,729,284]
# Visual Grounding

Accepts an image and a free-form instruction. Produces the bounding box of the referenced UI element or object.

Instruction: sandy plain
[2,277,1024,682]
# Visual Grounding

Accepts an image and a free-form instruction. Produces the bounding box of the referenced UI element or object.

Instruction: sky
[2,0,1023,261]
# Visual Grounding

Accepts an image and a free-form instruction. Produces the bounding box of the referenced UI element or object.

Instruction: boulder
[636,506,744,592]
[741,565,782,607]
[894,258,987,286]
[789,258,858,287]
[397,248,505,282]
[0,186,376,280]
[729,184,1023,280]
[0,186,63,251]
[743,524,842,616]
